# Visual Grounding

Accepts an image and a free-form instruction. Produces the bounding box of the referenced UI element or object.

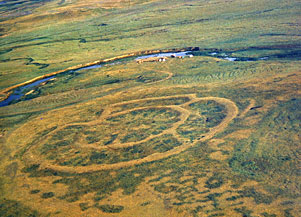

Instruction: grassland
[0,0,300,216]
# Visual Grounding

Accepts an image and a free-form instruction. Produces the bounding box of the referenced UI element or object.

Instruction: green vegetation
[95,204,124,213]
[229,98,300,196]
[177,100,227,141]
[30,189,40,194]
[205,174,224,189]
[0,0,300,216]
[0,199,40,217]
[41,192,55,199]
[0,0,299,89]
[79,202,89,211]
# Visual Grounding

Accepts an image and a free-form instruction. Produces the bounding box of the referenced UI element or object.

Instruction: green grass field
[0,0,300,216]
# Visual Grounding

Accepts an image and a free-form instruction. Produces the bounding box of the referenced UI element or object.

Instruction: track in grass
[22,93,239,173]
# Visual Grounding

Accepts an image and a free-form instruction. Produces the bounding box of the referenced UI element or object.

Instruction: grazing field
[0,0,300,217]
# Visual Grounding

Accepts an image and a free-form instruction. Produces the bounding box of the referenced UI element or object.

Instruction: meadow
[0,0,300,216]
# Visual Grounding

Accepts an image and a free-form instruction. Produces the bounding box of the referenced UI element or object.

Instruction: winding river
[0,47,270,107]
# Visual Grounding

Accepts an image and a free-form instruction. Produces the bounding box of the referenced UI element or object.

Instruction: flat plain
[0,0,300,216]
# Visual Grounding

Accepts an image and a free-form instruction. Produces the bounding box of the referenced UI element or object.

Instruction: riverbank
[0,47,199,102]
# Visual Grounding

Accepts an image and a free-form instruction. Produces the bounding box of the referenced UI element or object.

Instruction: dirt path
[238,98,256,118]
[145,68,174,85]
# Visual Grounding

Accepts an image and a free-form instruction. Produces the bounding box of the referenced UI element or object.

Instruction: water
[0,76,54,107]
[259,57,269,60]
[76,62,120,72]
[223,57,237,61]
[76,51,191,72]
[76,64,104,71]
[208,51,265,62]
[135,51,189,60]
